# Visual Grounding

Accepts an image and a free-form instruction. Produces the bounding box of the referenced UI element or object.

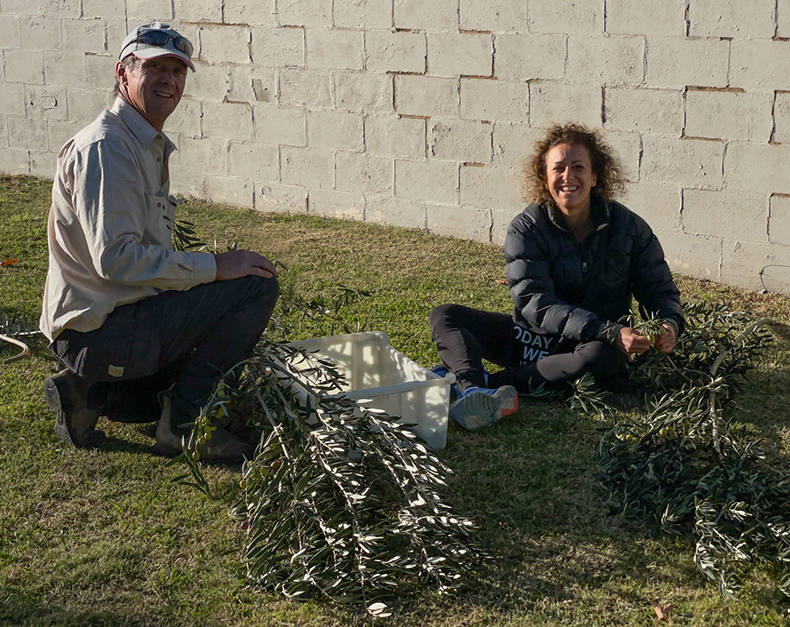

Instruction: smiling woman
[429,123,685,431]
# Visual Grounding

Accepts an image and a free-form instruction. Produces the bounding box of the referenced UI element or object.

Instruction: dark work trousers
[429,303,626,394]
[50,275,279,428]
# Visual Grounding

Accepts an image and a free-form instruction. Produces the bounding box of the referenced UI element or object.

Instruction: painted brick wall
[1,0,789,294]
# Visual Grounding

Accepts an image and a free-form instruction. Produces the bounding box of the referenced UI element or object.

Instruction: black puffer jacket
[505,196,685,343]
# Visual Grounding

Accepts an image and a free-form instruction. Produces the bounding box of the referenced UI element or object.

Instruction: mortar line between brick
[681,86,688,138]
[775,0,780,38]
[770,91,778,144]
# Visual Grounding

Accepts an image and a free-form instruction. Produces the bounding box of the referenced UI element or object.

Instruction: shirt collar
[111,98,176,154]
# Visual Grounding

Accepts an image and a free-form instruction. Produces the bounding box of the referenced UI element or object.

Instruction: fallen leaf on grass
[652,603,673,621]
[1,259,18,267]
[494,279,507,285]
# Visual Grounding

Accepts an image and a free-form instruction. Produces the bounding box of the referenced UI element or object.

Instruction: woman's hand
[614,327,652,356]
[654,323,677,353]
[614,324,677,356]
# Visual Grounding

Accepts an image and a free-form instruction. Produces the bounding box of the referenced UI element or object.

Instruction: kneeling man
[40,22,279,462]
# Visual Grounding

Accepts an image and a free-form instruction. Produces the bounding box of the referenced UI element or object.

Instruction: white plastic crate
[285,331,455,450]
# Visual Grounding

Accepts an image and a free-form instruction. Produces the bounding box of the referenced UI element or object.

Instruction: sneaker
[43,369,104,448]
[449,385,518,431]
[153,392,255,464]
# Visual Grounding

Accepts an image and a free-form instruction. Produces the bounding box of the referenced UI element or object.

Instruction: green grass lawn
[2,174,790,626]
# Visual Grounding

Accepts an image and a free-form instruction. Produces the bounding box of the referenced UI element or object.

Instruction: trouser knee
[578,340,625,382]
[239,275,280,309]
[429,303,461,337]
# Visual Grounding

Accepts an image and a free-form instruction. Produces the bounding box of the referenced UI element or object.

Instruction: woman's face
[545,143,597,219]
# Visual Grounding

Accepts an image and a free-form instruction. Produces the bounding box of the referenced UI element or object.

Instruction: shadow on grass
[0,597,155,627]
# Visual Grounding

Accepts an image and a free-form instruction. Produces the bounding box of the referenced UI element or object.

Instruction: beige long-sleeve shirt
[40,98,217,342]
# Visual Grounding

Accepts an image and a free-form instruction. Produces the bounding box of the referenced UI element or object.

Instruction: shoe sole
[44,374,104,448]
[44,377,75,446]
[449,386,518,431]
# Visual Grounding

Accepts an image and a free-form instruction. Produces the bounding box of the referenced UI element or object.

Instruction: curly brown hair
[521,123,626,205]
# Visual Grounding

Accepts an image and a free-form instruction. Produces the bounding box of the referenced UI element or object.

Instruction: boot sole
[450,386,518,431]
[44,373,103,448]
[44,376,75,446]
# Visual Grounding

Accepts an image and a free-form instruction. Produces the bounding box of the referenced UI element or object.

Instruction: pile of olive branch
[171,342,481,617]
[570,302,790,599]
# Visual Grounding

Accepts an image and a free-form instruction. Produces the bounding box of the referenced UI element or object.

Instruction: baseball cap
[118,22,195,71]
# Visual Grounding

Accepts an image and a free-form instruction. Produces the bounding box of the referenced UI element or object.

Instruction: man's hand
[214,250,276,281]
[614,327,652,356]
[654,323,677,353]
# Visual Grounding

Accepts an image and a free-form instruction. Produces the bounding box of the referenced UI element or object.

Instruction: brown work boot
[43,369,104,448]
[153,393,256,463]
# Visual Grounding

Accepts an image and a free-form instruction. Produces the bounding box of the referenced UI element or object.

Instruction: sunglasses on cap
[130,30,194,59]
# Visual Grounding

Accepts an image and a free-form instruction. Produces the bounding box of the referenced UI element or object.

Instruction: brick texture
[686,90,773,142]
[606,0,686,35]
[683,189,768,242]
[494,34,566,81]
[461,78,528,123]
[334,0,392,29]
[395,75,459,118]
[428,204,491,242]
[428,32,492,78]
[530,81,602,129]
[645,38,729,89]
[567,36,644,85]
[365,31,425,74]
[393,0,457,30]
[621,182,681,231]
[366,115,425,159]
[642,136,723,188]
[604,87,682,135]
[395,159,458,204]
[689,0,775,38]
[769,195,790,246]
[428,119,492,163]
[460,0,528,33]
[529,0,603,35]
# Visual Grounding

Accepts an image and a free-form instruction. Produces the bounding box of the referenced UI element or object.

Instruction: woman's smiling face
[545,142,598,219]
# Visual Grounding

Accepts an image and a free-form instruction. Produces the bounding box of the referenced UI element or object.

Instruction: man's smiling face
[116,55,187,131]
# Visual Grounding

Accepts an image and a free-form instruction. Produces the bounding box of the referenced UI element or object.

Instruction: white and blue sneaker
[449,385,518,431]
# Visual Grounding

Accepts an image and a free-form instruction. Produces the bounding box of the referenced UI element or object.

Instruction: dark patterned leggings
[429,303,626,394]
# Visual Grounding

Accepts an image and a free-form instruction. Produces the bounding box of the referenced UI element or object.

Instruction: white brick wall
[1,0,789,295]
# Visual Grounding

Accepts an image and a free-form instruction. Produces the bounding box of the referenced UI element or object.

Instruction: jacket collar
[546,194,611,233]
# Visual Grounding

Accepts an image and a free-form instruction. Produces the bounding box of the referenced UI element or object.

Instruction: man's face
[116,56,187,131]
